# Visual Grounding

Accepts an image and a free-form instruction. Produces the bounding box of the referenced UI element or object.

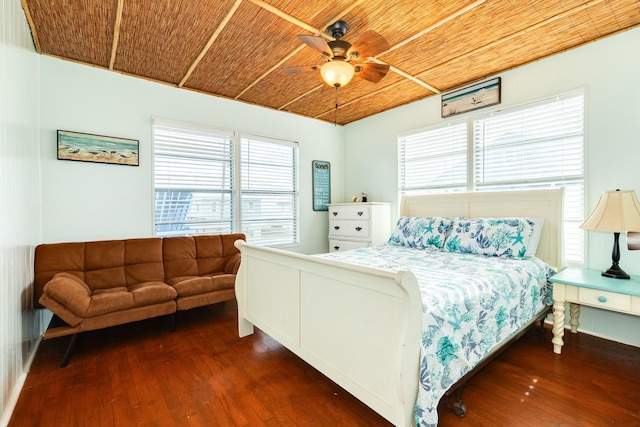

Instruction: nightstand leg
[552,300,565,354]
[569,303,580,333]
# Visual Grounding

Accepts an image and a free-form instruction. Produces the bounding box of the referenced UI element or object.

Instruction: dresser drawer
[329,239,370,252]
[578,287,632,312]
[329,204,370,220]
[329,220,370,238]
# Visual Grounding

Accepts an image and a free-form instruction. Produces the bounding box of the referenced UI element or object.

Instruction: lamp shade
[320,60,355,88]
[580,189,640,232]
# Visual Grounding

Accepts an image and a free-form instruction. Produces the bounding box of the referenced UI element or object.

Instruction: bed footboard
[234,241,422,427]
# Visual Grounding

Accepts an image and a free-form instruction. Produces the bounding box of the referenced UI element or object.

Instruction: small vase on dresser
[327,202,391,252]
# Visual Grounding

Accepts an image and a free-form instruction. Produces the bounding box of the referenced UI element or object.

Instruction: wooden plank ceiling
[21,0,640,125]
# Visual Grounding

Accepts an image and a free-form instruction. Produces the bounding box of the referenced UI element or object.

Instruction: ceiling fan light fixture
[320,60,355,88]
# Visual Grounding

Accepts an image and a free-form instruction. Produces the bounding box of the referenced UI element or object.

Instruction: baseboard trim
[1,335,43,427]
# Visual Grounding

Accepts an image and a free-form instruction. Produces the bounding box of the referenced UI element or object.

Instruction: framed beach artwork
[57,130,139,166]
[441,77,501,118]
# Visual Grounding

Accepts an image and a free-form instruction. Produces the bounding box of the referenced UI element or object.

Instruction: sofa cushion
[167,276,214,297]
[163,237,199,279]
[84,240,127,289]
[168,273,236,297]
[43,273,177,318]
[200,234,246,274]
[34,242,86,304]
[124,238,165,285]
[210,273,237,291]
[224,253,242,274]
[43,273,92,315]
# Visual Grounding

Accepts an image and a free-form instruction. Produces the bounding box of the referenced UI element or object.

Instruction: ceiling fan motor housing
[327,20,349,39]
[328,40,351,59]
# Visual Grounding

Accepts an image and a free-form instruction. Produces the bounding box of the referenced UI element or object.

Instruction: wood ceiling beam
[313,79,407,121]
[235,45,306,99]
[416,0,606,83]
[376,0,488,58]
[365,0,487,94]
[369,58,441,93]
[278,84,324,111]
[178,0,243,88]
[109,0,124,70]
[248,0,324,36]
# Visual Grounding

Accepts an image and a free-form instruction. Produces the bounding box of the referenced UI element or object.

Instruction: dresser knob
[597,296,607,303]
[333,246,340,251]
[357,211,363,216]
[334,226,340,230]
[332,211,338,216]
[355,226,362,231]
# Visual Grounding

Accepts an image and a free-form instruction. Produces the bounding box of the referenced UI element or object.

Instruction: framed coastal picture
[441,77,501,118]
[57,130,139,166]
[312,160,331,211]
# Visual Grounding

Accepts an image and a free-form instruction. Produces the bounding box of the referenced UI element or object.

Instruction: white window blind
[397,91,585,265]
[153,119,234,237]
[472,92,585,264]
[240,134,298,246]
[399,122,467,193]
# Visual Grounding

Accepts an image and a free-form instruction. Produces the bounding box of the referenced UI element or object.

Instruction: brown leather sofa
[34,233,245,366]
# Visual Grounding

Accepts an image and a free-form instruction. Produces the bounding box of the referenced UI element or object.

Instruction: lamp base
[602,264,630,280]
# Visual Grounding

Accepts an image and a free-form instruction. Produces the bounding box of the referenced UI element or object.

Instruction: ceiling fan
[284,20,390,88]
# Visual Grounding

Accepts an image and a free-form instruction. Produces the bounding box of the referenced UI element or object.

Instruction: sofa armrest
[41,272,92,317]
[224,253,242,274]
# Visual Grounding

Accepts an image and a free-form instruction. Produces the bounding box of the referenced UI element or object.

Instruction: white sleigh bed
[234,189,564,426]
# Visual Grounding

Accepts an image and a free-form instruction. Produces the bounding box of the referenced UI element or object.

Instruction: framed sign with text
[312,160,331,211]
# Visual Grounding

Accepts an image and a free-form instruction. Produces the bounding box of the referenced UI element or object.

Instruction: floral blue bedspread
[318,244,554,427]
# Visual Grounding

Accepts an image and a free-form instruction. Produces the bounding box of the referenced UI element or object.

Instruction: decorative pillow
[388,216,453,249]
[444,217,535,258]
[525,217,544,257]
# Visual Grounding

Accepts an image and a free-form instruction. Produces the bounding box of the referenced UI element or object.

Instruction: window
[153,120,234,237]
[240,134,298,246]
[398,91,585,265]
[399,122,468,193]
[153,118,299,246]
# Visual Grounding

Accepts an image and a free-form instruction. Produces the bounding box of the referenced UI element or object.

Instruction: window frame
[397,90,586,266]
[152,117,299,247]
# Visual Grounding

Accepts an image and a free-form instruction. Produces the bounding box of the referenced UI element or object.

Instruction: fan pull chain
[334,87,339,126]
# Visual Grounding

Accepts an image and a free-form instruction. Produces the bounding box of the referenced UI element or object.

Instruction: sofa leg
[60,333,79,368]
[169,313,176,332]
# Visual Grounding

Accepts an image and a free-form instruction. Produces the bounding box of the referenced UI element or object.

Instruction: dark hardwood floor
[9,301,640,426]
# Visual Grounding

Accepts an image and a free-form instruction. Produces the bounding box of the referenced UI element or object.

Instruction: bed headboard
[399,188,565,270]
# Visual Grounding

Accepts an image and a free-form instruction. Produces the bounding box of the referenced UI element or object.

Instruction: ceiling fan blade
[354,62,390,83]
[282,65,319,74]
[348,30,389,59]
[298,35,332,57]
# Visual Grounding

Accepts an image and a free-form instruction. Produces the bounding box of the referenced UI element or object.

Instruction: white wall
[0,1,48,425]
[39,57,344,255]
[344,27,640,347]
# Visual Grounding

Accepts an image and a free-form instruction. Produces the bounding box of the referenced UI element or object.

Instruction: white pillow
[525,217,544,257]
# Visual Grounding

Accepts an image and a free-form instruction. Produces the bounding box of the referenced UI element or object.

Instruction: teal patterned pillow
[444,217,534,258]
[388,216,453,249]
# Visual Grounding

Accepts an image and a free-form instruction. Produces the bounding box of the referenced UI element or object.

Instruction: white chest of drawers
[327,202,391,252]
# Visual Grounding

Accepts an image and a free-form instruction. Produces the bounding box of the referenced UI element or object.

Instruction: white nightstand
[549,267,640,354]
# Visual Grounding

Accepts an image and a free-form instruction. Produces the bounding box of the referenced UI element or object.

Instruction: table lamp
[580,189,640,279]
